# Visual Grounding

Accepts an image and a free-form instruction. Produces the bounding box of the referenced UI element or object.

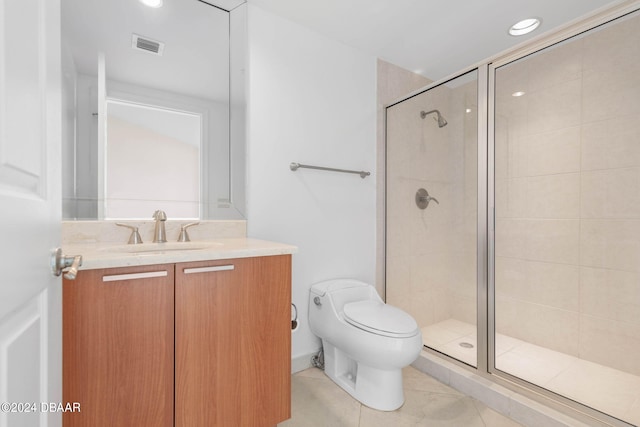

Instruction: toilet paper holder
[291,303,298,331]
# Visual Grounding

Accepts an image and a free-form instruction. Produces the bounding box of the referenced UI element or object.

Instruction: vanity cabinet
[175,256,291,426]
[63,255,291,427]
[63,264,175,427]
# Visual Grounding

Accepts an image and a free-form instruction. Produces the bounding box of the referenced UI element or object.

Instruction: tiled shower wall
[386,75,477,331]
[494,13,640,376]
[376,59,431,297]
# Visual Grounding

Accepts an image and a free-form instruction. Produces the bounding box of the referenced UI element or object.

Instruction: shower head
[420,109,448,128]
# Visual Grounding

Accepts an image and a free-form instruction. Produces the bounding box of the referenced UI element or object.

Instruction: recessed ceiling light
[139,0,163,8]
[465,108,472,113]
[509,18,541,36]
[512,91,526,97]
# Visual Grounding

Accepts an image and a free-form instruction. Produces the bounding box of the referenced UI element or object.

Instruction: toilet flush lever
[313,296,322,306]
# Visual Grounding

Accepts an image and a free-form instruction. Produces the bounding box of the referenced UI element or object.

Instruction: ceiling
[247,0,622,81]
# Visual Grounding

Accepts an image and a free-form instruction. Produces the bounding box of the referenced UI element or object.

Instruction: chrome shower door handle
[51,248,83,280]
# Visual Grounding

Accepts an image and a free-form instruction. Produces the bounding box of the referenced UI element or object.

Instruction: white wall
[246,4,377,361]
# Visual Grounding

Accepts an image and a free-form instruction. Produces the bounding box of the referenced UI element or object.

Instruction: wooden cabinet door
[240,255,291,426]
[175,255,291,427]
[63,265,174,427]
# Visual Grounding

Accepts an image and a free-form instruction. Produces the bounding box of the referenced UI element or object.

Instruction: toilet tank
[310,279,381,313]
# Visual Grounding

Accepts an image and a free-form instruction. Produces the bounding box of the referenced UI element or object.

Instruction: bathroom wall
[494,13,640,376]
[246,4,377,362]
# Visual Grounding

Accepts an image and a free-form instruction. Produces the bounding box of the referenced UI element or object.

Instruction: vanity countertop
[64,238,298,270]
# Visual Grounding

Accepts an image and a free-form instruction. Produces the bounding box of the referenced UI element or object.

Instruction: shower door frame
[384,66,487,369]
[384,2,640,426]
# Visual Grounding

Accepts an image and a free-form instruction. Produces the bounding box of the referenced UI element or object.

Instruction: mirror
[61,0,246,220]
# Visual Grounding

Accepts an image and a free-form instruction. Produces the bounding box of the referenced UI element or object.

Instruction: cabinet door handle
[102,271,168,282]
[183,265,235,275]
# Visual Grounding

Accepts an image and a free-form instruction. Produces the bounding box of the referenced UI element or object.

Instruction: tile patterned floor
[278,366,524,427]
[423,319,640,426]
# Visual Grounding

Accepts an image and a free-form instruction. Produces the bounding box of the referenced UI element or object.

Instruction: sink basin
[99,241,223,254]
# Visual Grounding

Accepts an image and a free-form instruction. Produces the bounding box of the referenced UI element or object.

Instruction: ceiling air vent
[132,34,164,56]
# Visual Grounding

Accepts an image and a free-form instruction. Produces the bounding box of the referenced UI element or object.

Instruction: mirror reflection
[105,99,201,218]
[61,0,234,220]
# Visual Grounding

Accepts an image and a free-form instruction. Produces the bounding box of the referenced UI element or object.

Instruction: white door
[0,0,63,426]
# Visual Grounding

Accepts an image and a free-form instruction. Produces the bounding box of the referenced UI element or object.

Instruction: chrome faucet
[152,210,167,243]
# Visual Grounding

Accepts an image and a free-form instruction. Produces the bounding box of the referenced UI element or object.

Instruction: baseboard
[291,349,321,374]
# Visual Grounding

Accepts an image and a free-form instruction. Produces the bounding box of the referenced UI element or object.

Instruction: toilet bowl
[308,279,422,411]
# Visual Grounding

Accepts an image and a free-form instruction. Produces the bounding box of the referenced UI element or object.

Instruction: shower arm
[420,109,448,127]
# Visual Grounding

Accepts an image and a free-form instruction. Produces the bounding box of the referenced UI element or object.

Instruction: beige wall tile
[527,38,583,92]
[497,125,580,181]
[496,296,579,356]
[496,256,579,312]
[581,15,640,123]
[582,69,640,124]
[581,219,640,272]
[581,167,640,218]
[495,178,527,218]
[523,127,580,177]
[582,14,640,75]
[411,251,453,294]
[494,117,510,181]
[496,219,579,264]
[449,293,476,325]
[377,59,431,106]
[526,173,580,219]
[385,254,412,304]
[495,58,529,101]
[527,78,582,134]
[580,267,640,326]
[581,114,640,171]
[411,288,450,328]
[579,315,640,376]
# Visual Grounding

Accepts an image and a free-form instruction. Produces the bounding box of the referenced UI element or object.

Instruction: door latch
[51,248,83,280]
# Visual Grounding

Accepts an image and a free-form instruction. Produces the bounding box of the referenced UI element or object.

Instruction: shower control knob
[313,296,322,306]
[416,188,439,210]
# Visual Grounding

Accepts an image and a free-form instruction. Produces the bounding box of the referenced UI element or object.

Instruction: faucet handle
[177,222,200,242]
[116,223,144,244]
[153,210,167,221]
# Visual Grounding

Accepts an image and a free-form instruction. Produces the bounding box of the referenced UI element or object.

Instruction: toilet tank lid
[310,279,369,296]
[343,300,418,337]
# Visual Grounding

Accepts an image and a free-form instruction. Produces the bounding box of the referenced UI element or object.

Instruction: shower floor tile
[422,319,640,426]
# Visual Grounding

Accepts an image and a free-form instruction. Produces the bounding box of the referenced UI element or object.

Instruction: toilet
[308,279,422,411]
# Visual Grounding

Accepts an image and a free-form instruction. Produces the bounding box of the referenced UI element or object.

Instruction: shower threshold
[422,319,640,425]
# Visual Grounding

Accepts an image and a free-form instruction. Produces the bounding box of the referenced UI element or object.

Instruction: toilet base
[322,341,404,411]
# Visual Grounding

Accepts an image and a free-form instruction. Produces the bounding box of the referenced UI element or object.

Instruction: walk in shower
[386,6,640,426]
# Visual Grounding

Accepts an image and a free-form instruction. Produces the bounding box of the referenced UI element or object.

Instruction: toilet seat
[343,300,418,338]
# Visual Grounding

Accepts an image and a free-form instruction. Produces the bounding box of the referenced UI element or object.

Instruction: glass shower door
[492,10,640,425]
[386,70,479,367]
